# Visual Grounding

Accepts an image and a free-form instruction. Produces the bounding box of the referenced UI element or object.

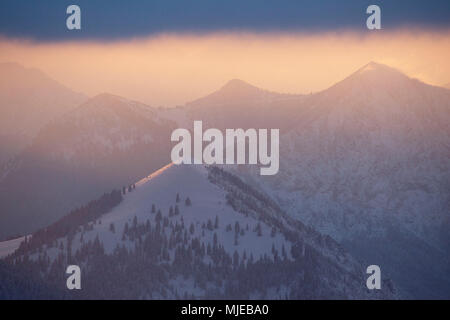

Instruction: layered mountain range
[0,62,449,298]
[0,93,176,236]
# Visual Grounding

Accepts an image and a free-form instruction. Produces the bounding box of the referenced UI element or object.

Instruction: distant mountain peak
[363,61,384,68]
[61,93,176,133]
[358,61,382,72]
[350,61,408,81]
[356,61,403,76]
[69,93,155,121]
[0,62,38,74]
[221,78,257,90]
[215,79,264,97]
[187,78,272,107]
[0,61,75,90]
[87,92,127,104]
[0,61,25,70]
[325,61,414,94]
[0,62,86,152]
[82,92,155,110]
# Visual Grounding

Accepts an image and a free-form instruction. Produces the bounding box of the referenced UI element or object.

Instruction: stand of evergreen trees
[14,190,122,256]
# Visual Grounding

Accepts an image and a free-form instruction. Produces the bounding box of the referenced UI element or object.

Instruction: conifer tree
[214,216,219,229]
[156,210,162,222]
[255,223,262,237]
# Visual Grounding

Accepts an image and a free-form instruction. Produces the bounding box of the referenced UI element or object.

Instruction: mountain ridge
[3,163,397,299]
[0,62,87,164]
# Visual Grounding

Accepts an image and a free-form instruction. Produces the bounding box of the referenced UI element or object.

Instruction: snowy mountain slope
[0,63,87,164]
[5,163,396,299]
[0,259,65,299]
[0,93,178,239]
[0,236,26,259]
[0,76,303,240]
[245,62,450,298]
[275,62,450,243]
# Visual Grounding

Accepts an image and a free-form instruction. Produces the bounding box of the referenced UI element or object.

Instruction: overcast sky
[0,1,449,106]
[0,0,449,41]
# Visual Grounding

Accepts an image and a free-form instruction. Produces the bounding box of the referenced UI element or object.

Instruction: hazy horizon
[1,30,449,107]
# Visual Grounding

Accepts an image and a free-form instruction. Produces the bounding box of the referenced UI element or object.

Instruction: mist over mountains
[0,62,449,299]
[186,79,305,130]
[0,63,86,164]
[0,92,176,236]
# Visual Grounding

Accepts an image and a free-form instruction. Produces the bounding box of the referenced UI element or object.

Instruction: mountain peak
[88,92,127,104]
[325,62,413,94]
[221,78,256,89]
[0,62,71,90]
[72,93,154,120]
[187,79,269,107]
[354,61,405,77]
[358,61,382,72]
[363,61,384,68]
[0,61,25,71]
[0,62,38,75]
[82,93,155,110]
[218,78,262,95]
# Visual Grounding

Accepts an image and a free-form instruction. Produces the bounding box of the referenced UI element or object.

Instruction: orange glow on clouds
[1,30,449,106]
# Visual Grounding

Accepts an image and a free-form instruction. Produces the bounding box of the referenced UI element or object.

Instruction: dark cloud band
[0,0,449,41]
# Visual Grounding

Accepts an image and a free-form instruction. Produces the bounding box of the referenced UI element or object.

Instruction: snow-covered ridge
[5,163,396,299]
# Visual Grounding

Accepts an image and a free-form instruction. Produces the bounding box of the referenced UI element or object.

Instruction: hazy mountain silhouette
[1,61,449,299]
[0,93,177,238]
[0,62,86,164]
[186,79,306,130]
[3,164,397,299]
